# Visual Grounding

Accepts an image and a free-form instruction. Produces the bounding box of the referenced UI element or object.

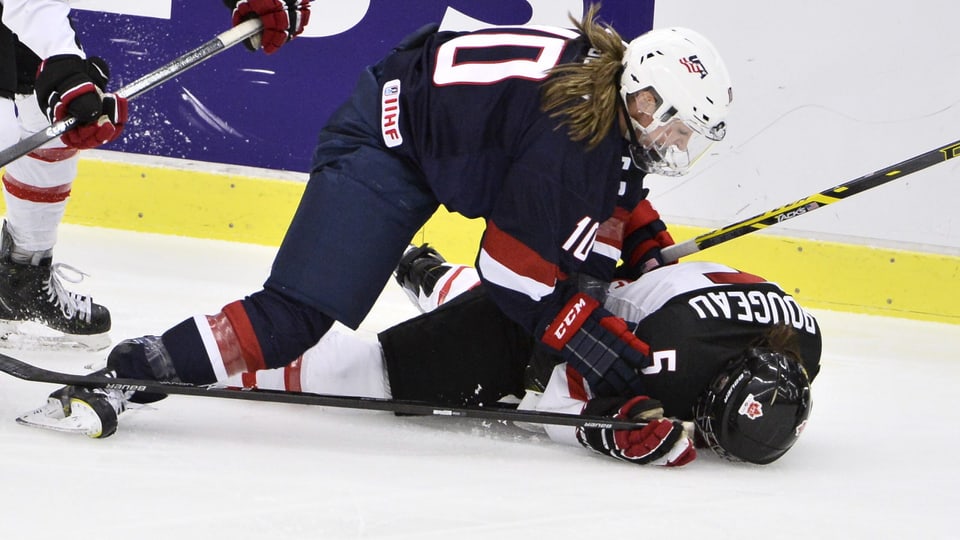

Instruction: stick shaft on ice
[0,353,648,431]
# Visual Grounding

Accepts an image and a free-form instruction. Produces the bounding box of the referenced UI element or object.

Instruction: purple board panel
[72,1,654,172]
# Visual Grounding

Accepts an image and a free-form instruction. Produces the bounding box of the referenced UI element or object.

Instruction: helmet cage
[694,347,812,464]
[625,86,726,176]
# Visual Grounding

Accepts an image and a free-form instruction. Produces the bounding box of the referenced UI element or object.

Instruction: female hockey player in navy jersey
[38,5,740,443]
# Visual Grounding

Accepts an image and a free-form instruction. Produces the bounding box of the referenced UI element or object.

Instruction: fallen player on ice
[21,244,820,467]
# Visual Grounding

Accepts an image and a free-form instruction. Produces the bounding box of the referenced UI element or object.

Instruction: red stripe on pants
[284,356,303,392]
[2,173,72,203]
[207,301,267,377]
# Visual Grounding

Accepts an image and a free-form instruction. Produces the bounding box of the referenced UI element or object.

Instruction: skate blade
[16,402,101,437]
[0,321,110,352]
[17,399,148,438]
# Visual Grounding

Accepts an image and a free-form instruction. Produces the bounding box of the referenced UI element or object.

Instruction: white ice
[0,225,958,539]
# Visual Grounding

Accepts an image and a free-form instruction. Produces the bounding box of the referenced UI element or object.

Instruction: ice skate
[16,377,130,438]
[395,244,450,310]
[0,222,111,351]
[395,243,481,312]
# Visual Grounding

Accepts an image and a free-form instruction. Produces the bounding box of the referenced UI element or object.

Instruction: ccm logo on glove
[541,293,651,397]
[545,294,597,345]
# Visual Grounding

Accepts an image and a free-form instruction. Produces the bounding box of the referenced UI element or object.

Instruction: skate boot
[395,244,482,312]
[0,222,111,350]
[16,372,130,438]
[106,335,180,404]
[395,244,450,302]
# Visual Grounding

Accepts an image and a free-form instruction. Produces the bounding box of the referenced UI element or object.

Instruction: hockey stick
[661,138,960,262]
[0,18,264,169]
[0,353,645,431]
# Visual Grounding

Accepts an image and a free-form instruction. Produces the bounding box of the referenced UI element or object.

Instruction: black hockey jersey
[604,261,822,417]
[377,24,647,336]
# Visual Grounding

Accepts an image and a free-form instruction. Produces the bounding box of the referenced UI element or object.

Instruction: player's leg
[230,328,390,399]
[0,93,109,349]
[27,63,438,433]
[379,286,535,407]
[227,242,482,398]
[113,62,437,385]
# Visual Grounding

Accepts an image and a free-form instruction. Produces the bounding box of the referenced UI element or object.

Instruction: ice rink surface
[0,225,957,539]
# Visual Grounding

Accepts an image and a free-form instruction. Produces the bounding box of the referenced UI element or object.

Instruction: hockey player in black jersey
[40,5,739,444]
[400,246,815,466]
[0,0,129,349]
[25,244,817,467]
[343,246,817,466]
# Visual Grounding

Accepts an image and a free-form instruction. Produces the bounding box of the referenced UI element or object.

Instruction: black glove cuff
[581,396,631,417]
[35,55,110,102]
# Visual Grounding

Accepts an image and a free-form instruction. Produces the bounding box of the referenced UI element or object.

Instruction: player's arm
[572,208,627,290]
[538,290,652,397]
[3,0,128,148]
[1,0,81,59]
[615,198,675,281]
[570,176,670,287]
[34,55,127,148]
[532,364,695,466]
[476,179,651,398]
[223,0,311,54]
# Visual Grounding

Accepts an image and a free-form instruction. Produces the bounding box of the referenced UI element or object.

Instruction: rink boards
[7,153,954,325]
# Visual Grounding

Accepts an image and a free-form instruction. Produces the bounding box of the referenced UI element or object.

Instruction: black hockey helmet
[694,347,811,464]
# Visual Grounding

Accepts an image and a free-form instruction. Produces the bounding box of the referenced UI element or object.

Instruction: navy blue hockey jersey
[377,25,647,335]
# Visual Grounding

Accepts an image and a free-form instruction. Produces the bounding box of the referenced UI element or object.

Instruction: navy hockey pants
[265,63,439,329]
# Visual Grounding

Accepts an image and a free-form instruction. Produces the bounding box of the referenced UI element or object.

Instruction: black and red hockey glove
[616,199,674,280]
[541,292,649,397]
[228,0,311,54]
[34,55,128,149]
[61,93,127,149]
[576,396,696,466]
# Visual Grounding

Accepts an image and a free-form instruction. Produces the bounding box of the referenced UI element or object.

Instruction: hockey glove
[230,0,311,54]
[616,199,674,280]
[576,396,696,466]
[34,55,128,148]
[61,93,127,149]
[541,293,649,397]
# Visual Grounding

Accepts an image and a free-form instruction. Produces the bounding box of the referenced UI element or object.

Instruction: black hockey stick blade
[0,353,644,431]
[0,18,264,169]
[662,139,960,262]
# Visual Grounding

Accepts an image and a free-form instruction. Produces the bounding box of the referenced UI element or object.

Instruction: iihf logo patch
[738,393,764,420]
[679,55,708,79]
[381,79,403,148]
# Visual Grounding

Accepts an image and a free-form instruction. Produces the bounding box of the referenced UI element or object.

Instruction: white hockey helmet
[620,27,733,176]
